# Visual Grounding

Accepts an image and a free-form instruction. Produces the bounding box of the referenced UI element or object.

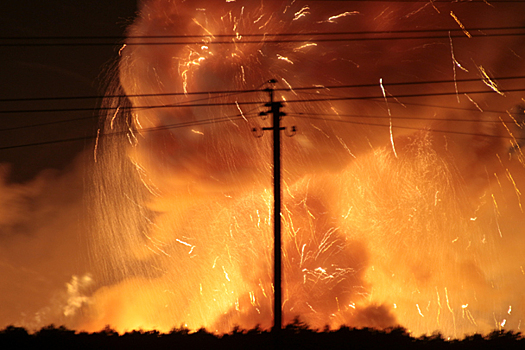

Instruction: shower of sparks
[379,78,391,116]
[499,115,521,151]
[277,54,294,64]
[192,18,215,38]
[505,168,523,212]
[461,305,477,326]
[491,193,503,238]
[235,101,248,122]
[380,78,398,158]
[404,3,430,18]
[293,43,317,52]
[281,78,296,95]
[253,14,264,25]
[507,110,523,129]
[240,65,246,83]
[449,33,469,103]
[336,135,357,159]
[222,266,231,282]
[464,94,483,112]
[180,52,207,94]
[72,0,525,340]
[118,44,127,56]
[325,11,359,23]
[416,304,425,317]
[450,11,472,38]
[293,6,310,21]
[445,287,457,338]
[133,112,143,130]
[93,129,101,163]
[110,107,120,130]
[131,160,161,196]
[429,0,440,13]
[144,231,171,257]
[436,289,442,327]
[176,239,196,255]
[126,127,138,146]
[478,66,506,96]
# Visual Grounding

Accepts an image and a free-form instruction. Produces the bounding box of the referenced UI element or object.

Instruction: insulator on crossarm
[251,126,264,138]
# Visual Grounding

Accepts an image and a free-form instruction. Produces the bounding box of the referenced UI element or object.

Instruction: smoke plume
[1,0,524,338]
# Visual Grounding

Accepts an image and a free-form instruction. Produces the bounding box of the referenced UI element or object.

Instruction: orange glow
[85,0,525,338]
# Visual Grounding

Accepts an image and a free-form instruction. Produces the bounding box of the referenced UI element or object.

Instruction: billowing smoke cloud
[1,0,524,338]
[0,154,92,330]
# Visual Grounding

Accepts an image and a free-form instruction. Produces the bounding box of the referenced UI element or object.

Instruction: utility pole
[255,81,294,346]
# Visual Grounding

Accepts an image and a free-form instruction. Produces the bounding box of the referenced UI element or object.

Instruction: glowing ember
[83,0,525,337]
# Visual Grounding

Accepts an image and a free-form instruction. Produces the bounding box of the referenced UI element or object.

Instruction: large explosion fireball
[2,0,525,338]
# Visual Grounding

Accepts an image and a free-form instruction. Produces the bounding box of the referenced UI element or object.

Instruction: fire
[85,0,525,337]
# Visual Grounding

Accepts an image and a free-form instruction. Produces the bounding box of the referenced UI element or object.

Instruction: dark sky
[0,1,137,182]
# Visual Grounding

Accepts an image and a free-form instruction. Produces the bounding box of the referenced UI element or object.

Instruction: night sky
[0,0,139,330]
[1,0,136,182]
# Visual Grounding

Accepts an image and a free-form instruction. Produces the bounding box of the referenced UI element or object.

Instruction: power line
[0,78,522,135]
[2,75,524,103]
[0,94,264,132]
[282,87,525,104]
[3,31,524,47]
[385,100,525,115]
[0,113,257,151]
[0,115,96,133]
[0,99,520,135]
[1,107,524,151]
[1,94,522,135]
[1,87,524,152]
[1,26,523,42]
[296,0,524,2]
[295,114,525,140]
[0,88,261,115]
[287,112,524,125]
[2,87,523,115]
[0,89,254,103]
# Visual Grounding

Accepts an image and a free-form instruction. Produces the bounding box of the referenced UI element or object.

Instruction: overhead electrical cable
[1,110,524,151]
[2,32,524,46]
[1,25,523,41]
[295,114,525,140]
[2,87,523,115]
[1,75,524,103]
[0,103,521,134]
[286,112,525,125]
[0,113,258,151]
[297,0,523,2]
[1,26,524,47]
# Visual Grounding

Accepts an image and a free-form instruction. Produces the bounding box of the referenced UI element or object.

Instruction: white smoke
[0,153,93,330]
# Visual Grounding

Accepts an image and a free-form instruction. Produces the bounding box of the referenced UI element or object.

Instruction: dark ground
[1,320,523,350]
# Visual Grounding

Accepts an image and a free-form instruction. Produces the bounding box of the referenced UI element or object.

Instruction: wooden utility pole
[256,82,292,346]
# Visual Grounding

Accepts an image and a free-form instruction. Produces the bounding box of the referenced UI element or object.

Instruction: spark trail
[84,0,525,337]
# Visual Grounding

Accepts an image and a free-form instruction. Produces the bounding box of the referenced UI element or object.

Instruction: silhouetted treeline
[1,319,524,349]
